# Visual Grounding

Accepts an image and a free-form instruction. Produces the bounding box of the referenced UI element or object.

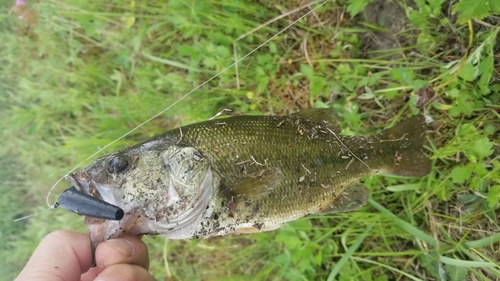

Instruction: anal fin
[319,182,369,214]
[234,223,282,233]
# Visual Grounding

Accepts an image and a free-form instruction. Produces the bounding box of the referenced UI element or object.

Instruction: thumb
[15,230,93,281]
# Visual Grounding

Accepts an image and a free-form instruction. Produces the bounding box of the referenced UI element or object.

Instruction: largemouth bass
[64,108,430,252]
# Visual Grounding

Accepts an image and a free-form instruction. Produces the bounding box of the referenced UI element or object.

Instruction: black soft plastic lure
[57,186,124,220]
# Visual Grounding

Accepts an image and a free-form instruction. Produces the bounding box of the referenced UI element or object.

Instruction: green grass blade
[350,257,424,281]
[463,233,500,249]
[438,255,495,268]
[326,224,373,281]
[142,52,213,73]
[368,199,446,247]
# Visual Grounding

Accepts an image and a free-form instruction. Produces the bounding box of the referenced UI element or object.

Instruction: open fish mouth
[63,172,127,222]
[63,172,152,236]
[62,173,154,266]
[64,172,117,206]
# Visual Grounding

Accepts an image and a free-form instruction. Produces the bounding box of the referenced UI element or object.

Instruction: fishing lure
[57,186,124,221]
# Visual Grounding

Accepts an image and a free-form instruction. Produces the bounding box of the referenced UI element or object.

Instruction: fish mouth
[64,173,153,264]
[65,172,118,206]
[65,172,145,234]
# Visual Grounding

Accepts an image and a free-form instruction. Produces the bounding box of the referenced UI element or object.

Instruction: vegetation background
[1,0,499,280]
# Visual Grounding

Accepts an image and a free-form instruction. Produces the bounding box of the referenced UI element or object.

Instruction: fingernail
[107,238,135,257]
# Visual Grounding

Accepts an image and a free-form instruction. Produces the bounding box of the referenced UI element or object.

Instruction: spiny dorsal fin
[318,182,368,214]
[224,167,282,202]
[291,108,341,130]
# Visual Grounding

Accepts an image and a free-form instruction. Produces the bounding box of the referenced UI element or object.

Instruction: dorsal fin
[291,108,341,130]
[224,167,282,202]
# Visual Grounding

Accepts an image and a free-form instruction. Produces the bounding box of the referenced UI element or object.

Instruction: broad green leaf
[276,232,301,250]
[418,250,442,280]
[445,263,472,281]
[450,165,473,184]
[289,218,312,230]
[269,42,277,53]
[408,9,428,28]
[215,46,230,58]
[300,63,314,77]
[275,254,290,267]
[449,92,476,116]
[478,55,494,94]
[246,91,254,100]
[413,79,429,90]
[123,15,135,28]
[484,124,497,136]
[453,0,500,24]
[447,88,460,98]
[458,63,476,81]
[314,252,322,266]
[337,63,351,74]
[429,0,447,16]
[465,137,494,162]
[310,76,327,97]
[347,0,373,16]
[390,67,414,85]
[487,185,500,207]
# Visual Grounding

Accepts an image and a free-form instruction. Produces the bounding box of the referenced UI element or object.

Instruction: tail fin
[377,115,431,177]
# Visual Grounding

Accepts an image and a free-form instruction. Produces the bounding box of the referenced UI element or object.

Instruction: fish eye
[107,156,129,174]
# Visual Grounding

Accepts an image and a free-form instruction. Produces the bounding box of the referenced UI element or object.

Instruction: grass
[1,0,499,280]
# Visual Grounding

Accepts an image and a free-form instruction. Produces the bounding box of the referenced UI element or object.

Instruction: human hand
[15,230,155,281]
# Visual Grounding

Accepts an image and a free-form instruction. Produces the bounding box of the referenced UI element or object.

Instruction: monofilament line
[44,0,330,209]
[326,128,372,171]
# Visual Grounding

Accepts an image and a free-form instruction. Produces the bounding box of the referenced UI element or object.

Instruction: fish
[64,108,431,256]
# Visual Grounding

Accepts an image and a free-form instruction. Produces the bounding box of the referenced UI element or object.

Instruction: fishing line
[38,1,330,213]
[14,207,53,222]
[326,128,372,171]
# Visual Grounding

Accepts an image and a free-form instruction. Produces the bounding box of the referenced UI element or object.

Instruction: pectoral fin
[224,167,282,201]
[319,182,369,214]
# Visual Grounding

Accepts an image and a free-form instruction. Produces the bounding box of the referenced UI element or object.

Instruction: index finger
[15,230,93,281]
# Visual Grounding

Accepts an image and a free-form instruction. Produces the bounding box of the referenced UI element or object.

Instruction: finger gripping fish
[64,108,431,260]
